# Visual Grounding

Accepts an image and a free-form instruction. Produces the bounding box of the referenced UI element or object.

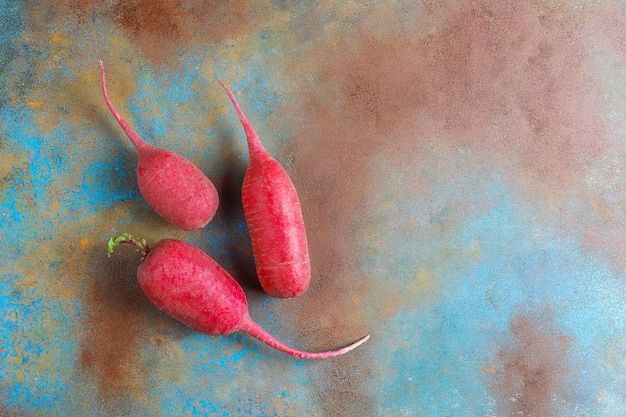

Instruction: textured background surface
[1,1,626,416]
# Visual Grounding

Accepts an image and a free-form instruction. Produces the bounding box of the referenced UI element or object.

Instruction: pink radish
[107,233,370,359]
[218,79,310,298]
[99,60,218,231]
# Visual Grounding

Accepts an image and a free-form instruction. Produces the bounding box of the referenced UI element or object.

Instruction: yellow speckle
[407,268,438,297]
[79,238,90,249]
[484,8,495,22]
[27,101,45,107]
[416,269,427,285]
[481,365,497,375]
[416,268,433,288]
[591,197,612,224]
[351,293,361,305]
[50,31,64,43]
[463,241,483,260]
[337,1,358,17]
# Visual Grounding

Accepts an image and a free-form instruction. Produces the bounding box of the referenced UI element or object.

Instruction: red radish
[218,79,310,298]
[99,60,219,231]
[107,233,370,359]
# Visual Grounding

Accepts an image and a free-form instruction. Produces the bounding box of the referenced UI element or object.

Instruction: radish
[218,79,310,298]
[99,61,219,231]
[107,233,370,359]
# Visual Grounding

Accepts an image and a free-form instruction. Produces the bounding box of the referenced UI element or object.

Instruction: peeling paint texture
[1,1,626,416]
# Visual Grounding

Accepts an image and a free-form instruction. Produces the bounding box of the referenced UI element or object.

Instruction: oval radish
[99,61,219,231]
[218,79,310,298]
[107,233,370,359]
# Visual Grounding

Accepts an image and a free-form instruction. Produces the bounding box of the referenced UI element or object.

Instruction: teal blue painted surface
[1,1,626,416]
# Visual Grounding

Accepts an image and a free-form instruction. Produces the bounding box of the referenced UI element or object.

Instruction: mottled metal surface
[1,1,626,416]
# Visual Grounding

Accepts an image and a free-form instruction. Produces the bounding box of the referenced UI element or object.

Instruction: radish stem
[107,233,150,260]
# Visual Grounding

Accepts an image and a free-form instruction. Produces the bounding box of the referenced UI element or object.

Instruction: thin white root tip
[240,316,370,359]
[353,334,371,349]
[338,334,370,354]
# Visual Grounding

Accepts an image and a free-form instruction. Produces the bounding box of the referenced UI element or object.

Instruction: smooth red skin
[242,154,311,298]
[136,146,219,231]
[136,239,370,359]
[138,239,246,335]
[219,80,310,298]
[99,61,218,231]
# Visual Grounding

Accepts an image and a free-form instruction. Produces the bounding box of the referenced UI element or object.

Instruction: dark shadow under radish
[99,60,219,231]
[218,79,311,298]
[107,233,370,359]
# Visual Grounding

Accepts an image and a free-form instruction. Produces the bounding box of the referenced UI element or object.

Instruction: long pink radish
[218,79,310,298]
[99,60,219,231]
[107,233,370,359]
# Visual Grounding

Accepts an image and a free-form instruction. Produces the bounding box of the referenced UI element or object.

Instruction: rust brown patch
[311,371,375,417]
[494,307,571,417]
[597,2,626,59]
[60,0,101,25]
[296,0,618,196]
[284,0,617,413]
[0,402,25,417]
[79,246,154,408]
[62,0,261,66]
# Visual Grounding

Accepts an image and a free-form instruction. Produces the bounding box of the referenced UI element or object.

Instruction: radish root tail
[217,78,266,158]
[239,315,370,359]
[99,60,149,152]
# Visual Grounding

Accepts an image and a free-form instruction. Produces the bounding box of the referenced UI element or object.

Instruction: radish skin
[218,79,310,298]
[99,61,219,231]
[107,234,370,359]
